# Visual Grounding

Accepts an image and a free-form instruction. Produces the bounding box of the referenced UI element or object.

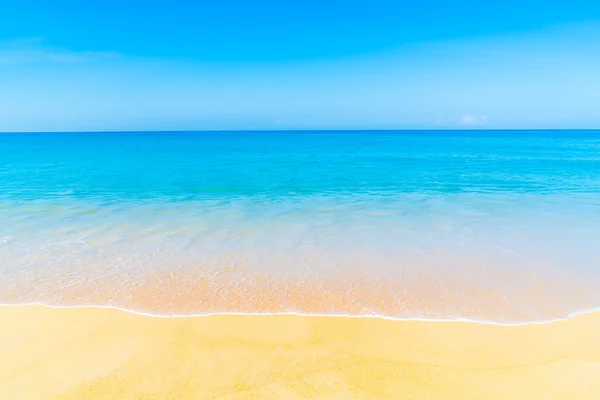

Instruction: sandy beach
[1,305,599,399]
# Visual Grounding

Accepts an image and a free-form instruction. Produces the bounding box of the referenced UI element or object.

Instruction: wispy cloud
[0,38,120,65]
[460,115,488,126]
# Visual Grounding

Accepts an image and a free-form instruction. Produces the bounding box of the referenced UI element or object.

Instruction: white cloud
[461,115,488,126]
[0,38,119,65]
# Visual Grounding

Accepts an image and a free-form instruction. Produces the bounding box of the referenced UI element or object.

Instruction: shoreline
[2,301,600,326]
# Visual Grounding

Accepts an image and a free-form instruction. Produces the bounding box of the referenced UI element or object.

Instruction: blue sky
[1,1,599,131]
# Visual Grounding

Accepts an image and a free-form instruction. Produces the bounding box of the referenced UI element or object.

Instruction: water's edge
[3,301,600,326]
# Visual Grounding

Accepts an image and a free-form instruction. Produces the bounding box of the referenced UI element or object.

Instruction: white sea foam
[2,301,600,327]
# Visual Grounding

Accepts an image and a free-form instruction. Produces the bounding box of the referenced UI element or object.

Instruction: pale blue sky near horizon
[1,1,599,132]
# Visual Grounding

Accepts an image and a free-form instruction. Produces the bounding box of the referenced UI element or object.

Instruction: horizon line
[2,128,600,134]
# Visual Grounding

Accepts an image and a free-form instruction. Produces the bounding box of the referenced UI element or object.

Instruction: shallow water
[1,130,599,322]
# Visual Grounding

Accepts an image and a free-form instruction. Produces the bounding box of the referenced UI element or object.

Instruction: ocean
[1,130,599,323]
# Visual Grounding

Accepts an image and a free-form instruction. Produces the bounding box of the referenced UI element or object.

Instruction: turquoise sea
[1,130,600,322]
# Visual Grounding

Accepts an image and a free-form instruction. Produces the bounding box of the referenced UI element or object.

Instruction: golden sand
[1,305,600,399]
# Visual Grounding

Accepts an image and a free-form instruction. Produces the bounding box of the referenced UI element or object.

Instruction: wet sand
[1,305,600,399]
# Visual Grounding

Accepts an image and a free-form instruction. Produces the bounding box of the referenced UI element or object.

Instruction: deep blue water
[2,130,600,200]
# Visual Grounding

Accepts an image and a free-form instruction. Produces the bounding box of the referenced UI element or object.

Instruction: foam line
[1,301,600,326]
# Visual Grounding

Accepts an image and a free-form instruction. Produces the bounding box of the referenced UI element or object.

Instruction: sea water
[1,130,599,322]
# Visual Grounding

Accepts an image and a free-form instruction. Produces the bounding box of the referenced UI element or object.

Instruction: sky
[1,0,600,131]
